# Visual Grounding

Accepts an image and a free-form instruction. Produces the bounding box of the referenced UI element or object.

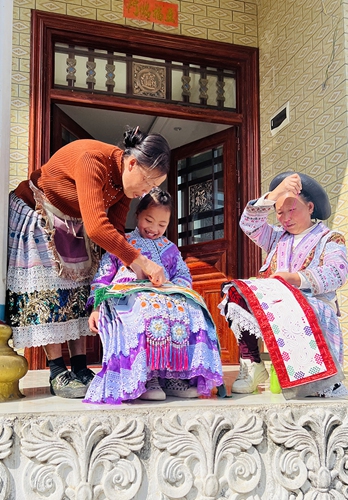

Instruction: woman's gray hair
[123,126,170,176]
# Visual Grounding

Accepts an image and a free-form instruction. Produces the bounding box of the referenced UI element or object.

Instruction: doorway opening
[26,10,261,369]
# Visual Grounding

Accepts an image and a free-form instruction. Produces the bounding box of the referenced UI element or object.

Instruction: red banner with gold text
[124,0,179,27]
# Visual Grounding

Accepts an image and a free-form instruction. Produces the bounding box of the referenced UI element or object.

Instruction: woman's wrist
[132,254,148,271]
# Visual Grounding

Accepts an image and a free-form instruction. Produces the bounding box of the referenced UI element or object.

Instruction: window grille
[177,145,224,246]
[54,43,236,111]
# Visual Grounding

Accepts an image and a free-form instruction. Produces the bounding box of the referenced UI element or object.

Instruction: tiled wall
[10,0,257,191]
[258,0,348,365]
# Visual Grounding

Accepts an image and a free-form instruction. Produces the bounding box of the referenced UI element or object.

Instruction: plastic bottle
[270,364,282,394]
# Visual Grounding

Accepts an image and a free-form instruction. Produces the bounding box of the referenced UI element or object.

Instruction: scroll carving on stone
[268,409,348,499]
[21,415,145,500]
[0,423,13,500]
[152,410,264,499]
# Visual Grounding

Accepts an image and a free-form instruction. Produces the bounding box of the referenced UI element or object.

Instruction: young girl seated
[84,188,224,404]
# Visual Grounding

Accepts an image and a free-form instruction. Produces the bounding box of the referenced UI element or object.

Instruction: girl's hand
[267,173,302,201]
[270,272,301,287]
[88,308,100,334]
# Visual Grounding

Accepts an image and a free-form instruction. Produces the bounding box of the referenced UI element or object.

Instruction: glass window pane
[224,77,236,109]
[178,190,182,219]
[55,52,68,86]
[207,74,218,106]
[115,61,127,94]
[93,58,106,91]
[75,55,88,88]
[172,69,183,101]
[189,71,200,103]
[135,56,165,63]
[177,143,224,245]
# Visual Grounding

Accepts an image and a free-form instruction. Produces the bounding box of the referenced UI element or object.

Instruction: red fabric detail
[231,277,337,389]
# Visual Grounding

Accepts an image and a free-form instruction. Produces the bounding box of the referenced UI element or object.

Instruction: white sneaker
[163,379,199,398]
[232,359,269,394]
[139,377,166,401]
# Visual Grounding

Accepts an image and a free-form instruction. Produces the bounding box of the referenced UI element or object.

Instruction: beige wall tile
[110,0,123,10]
[96,9,123,22]
[198,0,219,7]
[181,2,207,16]
[14,0,36,7]
[35,1,67,14]
[58,0,82,4]
[220,19,244,34]
[125,18,153,29]
[232,10,256,25]
[208,29,232,43]
[83,0,111,8]
[12,19,30,34]
[67,4,96,17]
[223,1,245,13]
[178,12,194,24]
[206,6,232,20]
[193,15,220,29]
[233,33,257,46]
[181,26,208,38]
[153,24,181,34]
[245,2,257,16]
[19,33,31,46]
[10,137,19,150]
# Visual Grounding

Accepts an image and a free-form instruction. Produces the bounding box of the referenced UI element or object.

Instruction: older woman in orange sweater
[7,127,170,398]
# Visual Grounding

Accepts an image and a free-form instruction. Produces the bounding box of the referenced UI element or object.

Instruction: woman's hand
[267,173,302,202]
[270,271,301,287]
[88,308,100,334]
[132,254,166,286]
[129,262,147,280]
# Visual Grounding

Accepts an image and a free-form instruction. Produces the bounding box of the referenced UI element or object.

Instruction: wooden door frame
[169,128,239,363]
[169,128,237,279]
[29,10,261,280]
[27,11,261,369]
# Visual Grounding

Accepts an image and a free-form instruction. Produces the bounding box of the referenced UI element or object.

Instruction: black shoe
[75,367,95,386]
[49,370,87,398]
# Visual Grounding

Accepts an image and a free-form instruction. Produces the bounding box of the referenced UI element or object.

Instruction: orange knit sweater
[15,139,140,266]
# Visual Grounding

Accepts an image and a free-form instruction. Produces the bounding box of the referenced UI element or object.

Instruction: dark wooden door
[168,128,239,364]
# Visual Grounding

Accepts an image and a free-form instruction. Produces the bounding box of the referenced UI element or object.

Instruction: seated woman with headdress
[220,172,348,399]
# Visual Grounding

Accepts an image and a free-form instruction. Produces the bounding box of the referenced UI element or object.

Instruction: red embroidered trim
[232,277,337,389]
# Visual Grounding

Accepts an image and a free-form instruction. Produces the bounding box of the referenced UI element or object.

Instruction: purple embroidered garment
[84,228,223,404]
[239,202,348,364]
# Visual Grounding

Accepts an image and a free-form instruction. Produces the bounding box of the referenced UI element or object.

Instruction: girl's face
[137,205,171,240]
[275,193,314,234]
[122,157,167,199]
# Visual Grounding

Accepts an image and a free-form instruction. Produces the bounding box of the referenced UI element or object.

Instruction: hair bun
[123,126,144,149]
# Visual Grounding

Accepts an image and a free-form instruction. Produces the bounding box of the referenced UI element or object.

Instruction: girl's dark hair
[123,126,170,176]
[136,187,173,216]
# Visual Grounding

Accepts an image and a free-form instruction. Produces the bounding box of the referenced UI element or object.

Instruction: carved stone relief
[21,415,144,500]
[152,410,264,499]
[0,423,13,500]
[268,409,348,499]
